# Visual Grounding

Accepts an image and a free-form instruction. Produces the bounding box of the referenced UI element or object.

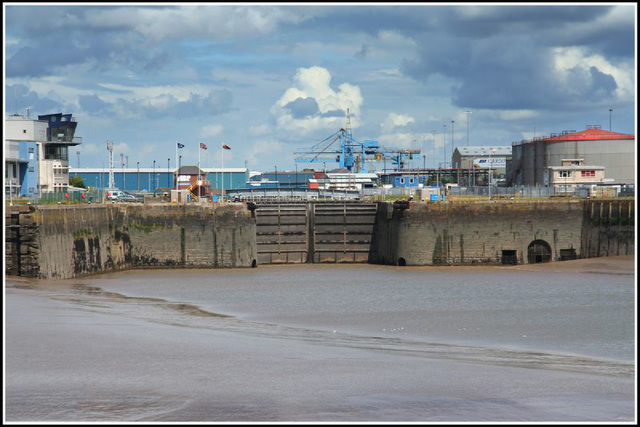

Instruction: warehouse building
[69,167,249,195]
[452,146,512,186]
[508,126,635,187]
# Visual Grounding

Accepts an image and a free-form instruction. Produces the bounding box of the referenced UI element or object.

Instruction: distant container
[417,187,443,202]
[171,189,189,203]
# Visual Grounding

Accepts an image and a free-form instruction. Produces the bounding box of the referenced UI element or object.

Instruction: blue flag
[177,143,185,149]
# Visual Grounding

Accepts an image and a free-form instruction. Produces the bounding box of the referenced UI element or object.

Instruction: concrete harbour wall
[6,203,257,279]
[368,200,634,266]
[5,199,634,279]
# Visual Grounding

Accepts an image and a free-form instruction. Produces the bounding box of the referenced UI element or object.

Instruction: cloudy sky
[4,3,636,172]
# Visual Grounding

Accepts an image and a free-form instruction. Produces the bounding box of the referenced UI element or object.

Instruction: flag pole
[221,145,224,203]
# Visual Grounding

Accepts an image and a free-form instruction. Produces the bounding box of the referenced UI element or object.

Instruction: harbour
[4,4,636,424]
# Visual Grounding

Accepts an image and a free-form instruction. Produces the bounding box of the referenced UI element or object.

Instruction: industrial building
[69,167,249,194]
[508,126,635,187]
[451,146,512,186]
[5,113,83,197]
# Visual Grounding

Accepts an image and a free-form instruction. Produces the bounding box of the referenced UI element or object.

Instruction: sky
[4,3,637,172]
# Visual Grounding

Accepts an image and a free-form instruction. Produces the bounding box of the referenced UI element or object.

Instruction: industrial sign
[473,157,506,168]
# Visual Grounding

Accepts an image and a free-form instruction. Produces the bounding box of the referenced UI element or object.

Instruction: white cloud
[271,66,364,135]
[249,124,272,137]
[552,46,634,100]
[86,6,308,42]
[377,30,418,49]
[381,112,415,133]
[483,109,539,121]
[200,124,224,139]
[247,140,285,166]
[377,133,424,150]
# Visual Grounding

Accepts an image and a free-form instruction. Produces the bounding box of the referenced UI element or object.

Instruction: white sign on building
[473,157,506,169]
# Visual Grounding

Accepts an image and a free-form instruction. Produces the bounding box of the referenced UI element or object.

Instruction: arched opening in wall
[251,259,257,268]
[501,250,518,265]
[527,240,552,263]
[397,257,407,266]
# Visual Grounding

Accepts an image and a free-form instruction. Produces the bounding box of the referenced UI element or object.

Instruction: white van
[105,190,124,201]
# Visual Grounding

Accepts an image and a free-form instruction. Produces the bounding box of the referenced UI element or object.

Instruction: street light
[443,124,447,170]
[431,130,437,169]
[609,108,613,131]
[152,160,156,197]
[488,148,496,201]
[465,110,472,146]
[120,153,125,191]
[451,120,455,168]
[137,162,140,192]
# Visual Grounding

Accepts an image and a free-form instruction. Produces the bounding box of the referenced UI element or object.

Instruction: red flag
[222,143,231,150]
[200,142,208,150]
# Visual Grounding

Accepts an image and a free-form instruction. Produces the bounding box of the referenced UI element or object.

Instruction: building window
[559,171,572,178]
[44,144,68,161]
[581,170,595,177]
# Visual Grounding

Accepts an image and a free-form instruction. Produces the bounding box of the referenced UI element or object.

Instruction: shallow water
[84,264,634,361]
[5,263,636,422]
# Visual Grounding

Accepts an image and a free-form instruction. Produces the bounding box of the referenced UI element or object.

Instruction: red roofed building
[508,125,635,187]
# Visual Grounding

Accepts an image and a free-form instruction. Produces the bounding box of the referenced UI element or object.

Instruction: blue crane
[294,123,420,173]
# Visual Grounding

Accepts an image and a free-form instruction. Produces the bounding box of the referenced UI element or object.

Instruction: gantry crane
[293,111,420,172]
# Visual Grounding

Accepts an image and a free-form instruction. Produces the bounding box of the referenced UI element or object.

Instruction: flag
[177,143,185,149]
[200,142,208,150]
[222,143,231,150]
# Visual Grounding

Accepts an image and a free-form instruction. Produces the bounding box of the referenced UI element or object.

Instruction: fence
[6,188,106,206]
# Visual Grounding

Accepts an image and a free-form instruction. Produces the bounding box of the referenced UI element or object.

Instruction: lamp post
[167,158,170,191]
[152,160,156,197]
[443,124,447,170]
[431,130,437,169]
[120,153,125,191]
[451,120,455,170]
[136,161,140,192]
[609,108,613,131]
[274,166,279,200]
[465,110,471,146]
[178,155,182,190]
[488,148,496,201]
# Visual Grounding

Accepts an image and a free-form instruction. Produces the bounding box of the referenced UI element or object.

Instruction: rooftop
[456,146,512,156]
[514,126,634,145]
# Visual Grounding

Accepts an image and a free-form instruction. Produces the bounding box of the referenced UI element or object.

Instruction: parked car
[118,193,144,203]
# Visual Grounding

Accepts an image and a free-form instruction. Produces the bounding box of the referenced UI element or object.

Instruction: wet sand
[4,256,637,422]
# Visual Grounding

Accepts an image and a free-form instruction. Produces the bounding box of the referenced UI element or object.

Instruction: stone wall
[120,204,257,269]
[6,203,257,279]
[6,199,633,278]
[369,200,634,266]
[580,200,635,258]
